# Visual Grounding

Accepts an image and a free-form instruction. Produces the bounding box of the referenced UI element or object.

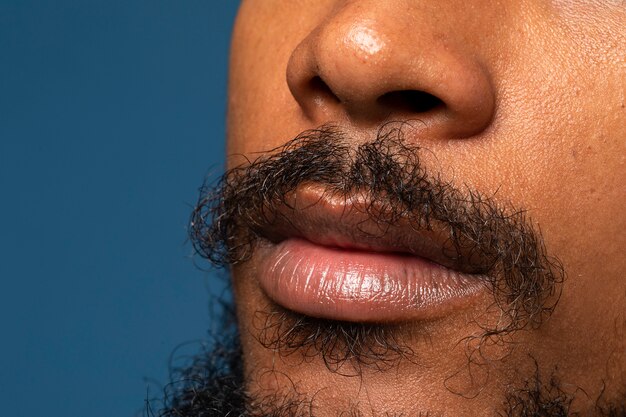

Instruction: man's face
[195,1,624,416]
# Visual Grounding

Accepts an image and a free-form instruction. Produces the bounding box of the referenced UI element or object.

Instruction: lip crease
[252,184,489,323]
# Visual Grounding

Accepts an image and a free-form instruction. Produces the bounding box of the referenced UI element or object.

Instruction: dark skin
[159,1,626,416]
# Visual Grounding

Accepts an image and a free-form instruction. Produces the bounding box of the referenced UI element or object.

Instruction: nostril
[309,76,341,104]
[378,90,444,114]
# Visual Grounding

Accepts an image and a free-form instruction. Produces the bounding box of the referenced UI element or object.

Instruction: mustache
[189,122,565,368]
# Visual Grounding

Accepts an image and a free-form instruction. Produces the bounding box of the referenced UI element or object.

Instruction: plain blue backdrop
[0,1,240,416]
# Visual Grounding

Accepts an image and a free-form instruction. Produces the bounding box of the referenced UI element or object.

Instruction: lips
[251,183,489,323]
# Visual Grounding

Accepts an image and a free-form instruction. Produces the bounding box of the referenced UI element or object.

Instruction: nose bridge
[286,0,497,139]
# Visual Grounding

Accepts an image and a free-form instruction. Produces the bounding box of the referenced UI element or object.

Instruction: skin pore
[156,1,625,416]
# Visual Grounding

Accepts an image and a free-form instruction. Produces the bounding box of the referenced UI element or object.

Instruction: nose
[286,2,496,139]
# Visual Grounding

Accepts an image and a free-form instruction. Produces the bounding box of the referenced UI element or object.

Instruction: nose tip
[286,13,496,139]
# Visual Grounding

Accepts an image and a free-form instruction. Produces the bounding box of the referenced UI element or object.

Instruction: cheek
[495,15,626,375]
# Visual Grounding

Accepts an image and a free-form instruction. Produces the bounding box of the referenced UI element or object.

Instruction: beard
[149,308,625,417]
[151,123,624,416]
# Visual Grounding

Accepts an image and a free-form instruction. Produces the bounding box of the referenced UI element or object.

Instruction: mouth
[192,127,561,333]
[251,183,490,323]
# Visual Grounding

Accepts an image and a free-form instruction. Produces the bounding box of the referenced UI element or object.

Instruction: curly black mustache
[190,122,564,336]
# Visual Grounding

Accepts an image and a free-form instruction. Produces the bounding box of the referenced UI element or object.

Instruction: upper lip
[250,183,486,275]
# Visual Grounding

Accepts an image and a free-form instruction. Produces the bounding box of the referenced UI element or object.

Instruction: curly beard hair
[149,123,623,417]
[149,311,625,417]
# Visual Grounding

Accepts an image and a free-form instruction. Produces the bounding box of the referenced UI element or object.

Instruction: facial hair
[150,311,625,417]
[152,122,623,416]
[191,123,564,339]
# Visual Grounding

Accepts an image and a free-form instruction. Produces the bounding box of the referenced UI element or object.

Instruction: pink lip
[257,238,485,322]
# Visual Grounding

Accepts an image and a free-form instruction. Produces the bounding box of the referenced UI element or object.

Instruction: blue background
[0,1,240,416]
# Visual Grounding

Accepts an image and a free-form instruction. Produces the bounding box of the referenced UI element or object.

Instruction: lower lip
[256,238,486,322]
